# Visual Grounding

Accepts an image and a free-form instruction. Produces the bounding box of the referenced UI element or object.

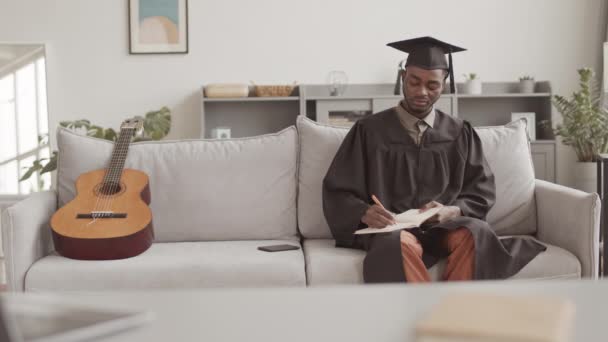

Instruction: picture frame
[128,0,189,54]
[511,112,536,141]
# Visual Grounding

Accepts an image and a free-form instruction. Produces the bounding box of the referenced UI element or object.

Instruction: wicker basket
[253,83,297,97]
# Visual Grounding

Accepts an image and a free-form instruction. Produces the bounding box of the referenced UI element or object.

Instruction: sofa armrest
[535,179,600,278]
[1,190,57,291]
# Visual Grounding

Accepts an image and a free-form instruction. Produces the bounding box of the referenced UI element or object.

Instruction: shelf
[200,82,556,182]
[203,92,549,102]
[457,93,551,98]
[308,96,390,101]
[308,93,549,101]
[308,95,458,101]
[203,96,299,102]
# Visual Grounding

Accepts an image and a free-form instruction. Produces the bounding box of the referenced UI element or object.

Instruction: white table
[14,279,608,341]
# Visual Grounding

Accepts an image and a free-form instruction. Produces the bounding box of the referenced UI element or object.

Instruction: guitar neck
[103,128,136,184]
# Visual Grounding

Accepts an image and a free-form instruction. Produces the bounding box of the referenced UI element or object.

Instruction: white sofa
[1,116,600,291]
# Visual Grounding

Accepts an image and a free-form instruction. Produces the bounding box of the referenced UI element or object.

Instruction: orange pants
[399,227,475,282]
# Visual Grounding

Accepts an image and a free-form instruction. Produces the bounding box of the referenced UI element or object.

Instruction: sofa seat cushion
[25,240,306,291]
[303,238,580,285]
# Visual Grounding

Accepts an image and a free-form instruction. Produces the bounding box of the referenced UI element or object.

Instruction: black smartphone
[257,244,300,252]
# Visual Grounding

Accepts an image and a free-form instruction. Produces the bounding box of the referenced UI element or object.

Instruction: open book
[354,207,442,235]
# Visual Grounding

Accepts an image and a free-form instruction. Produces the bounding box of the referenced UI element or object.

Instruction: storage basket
[252,83,297,97]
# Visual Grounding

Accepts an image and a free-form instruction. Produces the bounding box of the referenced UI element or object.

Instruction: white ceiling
[0,44,43,70]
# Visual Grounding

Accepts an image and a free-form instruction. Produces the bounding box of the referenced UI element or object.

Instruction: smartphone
[257,244,300,252]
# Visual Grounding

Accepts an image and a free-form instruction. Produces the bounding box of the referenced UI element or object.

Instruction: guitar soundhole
[95,182,126,196]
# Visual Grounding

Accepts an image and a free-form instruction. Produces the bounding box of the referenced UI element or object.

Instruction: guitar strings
[92,141,114,218]
[100,132,121,214]
[95,127,134,219]
[100,128,131,216]
[106,128,133,212]
[100,128,133,216]
[91,137,119,220]
[95,133,120,216]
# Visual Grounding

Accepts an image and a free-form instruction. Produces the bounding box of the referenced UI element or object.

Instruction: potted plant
[20,106,172,186]
[462,73,482,95]
[550,68,608,193]
[519,75,535,93]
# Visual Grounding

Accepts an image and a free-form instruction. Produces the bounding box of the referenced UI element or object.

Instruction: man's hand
[361,205,396,228]
[420,201,461,224]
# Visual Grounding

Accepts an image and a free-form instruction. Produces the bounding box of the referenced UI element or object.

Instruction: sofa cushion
[475,120,537,235]
[302,238,580,286]
[296,116,537,238]
[56,126,298,242]
[296,117,350,239]
[25,240,306,291]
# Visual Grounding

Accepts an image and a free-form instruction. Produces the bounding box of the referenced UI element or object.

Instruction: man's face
[401,65,446,116]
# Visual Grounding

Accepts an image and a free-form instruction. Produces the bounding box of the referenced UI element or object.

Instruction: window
[0,56,50,195]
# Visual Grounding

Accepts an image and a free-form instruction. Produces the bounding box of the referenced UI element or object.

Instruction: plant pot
[572,162,597,194]
[519,80,535,93]
[462,79,482,95]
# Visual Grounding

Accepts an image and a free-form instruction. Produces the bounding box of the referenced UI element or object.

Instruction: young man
[322,37,546,283]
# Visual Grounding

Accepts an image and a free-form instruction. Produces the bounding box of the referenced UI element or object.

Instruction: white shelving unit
[200,82,556,181]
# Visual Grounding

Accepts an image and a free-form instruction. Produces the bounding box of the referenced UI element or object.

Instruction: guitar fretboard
[102,128,136,189]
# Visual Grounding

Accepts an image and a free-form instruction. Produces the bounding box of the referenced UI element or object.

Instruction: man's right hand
[361,205,396,228]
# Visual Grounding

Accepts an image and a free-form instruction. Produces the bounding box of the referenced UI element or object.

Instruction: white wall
[0,0,606,186]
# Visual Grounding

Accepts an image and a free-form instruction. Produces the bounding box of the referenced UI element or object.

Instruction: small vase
[463,79,482,95]
[519,80,535,93]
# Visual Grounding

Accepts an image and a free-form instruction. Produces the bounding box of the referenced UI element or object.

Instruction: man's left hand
[419,201,462,224]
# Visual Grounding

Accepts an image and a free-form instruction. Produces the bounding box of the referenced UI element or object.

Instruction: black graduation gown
[322,108,546,282]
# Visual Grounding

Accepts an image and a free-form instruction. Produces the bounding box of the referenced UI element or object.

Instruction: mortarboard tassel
[448,49,455,94]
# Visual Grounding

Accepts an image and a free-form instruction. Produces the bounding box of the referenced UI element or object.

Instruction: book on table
[415,292,575,342]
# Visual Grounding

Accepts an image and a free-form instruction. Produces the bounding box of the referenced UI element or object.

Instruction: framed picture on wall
[128,0,189,54]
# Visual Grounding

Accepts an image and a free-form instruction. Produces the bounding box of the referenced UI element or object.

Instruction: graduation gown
[322,108,546,282]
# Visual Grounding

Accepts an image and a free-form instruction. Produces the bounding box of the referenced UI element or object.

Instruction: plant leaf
[104,128,117,141]
[40,153,57,174]
[19,160,43,181]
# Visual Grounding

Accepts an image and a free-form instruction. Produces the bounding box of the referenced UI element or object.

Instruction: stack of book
[328,111,371,128]
[328,116,355,128]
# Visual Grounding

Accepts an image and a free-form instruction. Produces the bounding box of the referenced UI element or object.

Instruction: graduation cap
[387,36,466,94]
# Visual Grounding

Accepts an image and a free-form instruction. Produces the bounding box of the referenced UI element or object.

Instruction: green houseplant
[550,68,608,192]
[20,106,171,183]
[463,73,478,81]
[551,68,608,162]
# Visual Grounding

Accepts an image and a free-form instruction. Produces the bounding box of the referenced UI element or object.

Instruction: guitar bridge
[76,212,128,219]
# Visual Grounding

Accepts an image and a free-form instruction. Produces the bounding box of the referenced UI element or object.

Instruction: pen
[372,194,396,223]
[371,194,386,210]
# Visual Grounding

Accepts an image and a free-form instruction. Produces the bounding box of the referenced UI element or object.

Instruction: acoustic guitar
[50,118,154,260]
